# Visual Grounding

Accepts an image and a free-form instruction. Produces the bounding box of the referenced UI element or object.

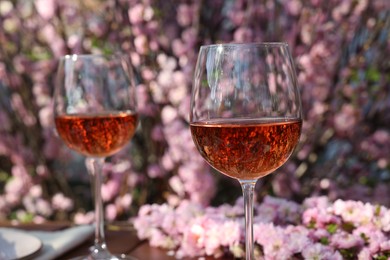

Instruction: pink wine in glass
[190,118,301,180]
[55,112,138,157]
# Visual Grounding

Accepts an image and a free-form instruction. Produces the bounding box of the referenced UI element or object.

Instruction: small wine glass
[190,42,302,259]
[53,54,138,260]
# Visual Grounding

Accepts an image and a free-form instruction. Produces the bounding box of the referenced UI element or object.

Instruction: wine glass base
[69,254,137,260]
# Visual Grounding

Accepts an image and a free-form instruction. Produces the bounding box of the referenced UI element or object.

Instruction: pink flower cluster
[134,196,390,259]
[0,0,389,224]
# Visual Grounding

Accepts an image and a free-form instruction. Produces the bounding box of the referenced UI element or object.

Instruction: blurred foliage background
[0,0,389,223]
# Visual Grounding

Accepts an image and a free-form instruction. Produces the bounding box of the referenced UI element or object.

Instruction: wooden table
[0,222,178,260]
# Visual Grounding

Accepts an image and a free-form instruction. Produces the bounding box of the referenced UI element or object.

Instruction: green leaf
[360,232,369,243]
[374,255,389,260]
[349,69,359,83]
[10,211,34,223]
[319,237,329,245]
[341,222,355,233]
[308,219,316,229]
[374,205,381,216]
[339,248,356,260]
[326,223,338,234]
[366,67,380,82]
[0,171,9,182]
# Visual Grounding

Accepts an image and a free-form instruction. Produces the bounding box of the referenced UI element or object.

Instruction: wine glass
[53,54,138,260]
[190,43,302,259]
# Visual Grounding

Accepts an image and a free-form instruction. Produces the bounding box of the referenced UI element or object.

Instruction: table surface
[0,222,184,260]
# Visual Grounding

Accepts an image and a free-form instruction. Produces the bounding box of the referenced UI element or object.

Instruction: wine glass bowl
[55,111,138,157]
[53,54,138,260]
[190,42,302,259]
[190,118,301,180]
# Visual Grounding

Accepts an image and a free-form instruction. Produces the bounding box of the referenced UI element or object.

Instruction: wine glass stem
[240,180,256,260]
[86,157,109,256]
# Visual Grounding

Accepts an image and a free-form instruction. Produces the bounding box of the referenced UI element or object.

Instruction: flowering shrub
[0,0,389,225]
[134,196,390,259]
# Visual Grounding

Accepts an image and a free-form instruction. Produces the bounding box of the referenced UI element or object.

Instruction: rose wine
[190,118,301,180]
[55,112,138,157]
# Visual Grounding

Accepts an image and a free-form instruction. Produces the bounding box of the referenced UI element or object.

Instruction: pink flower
[302,243,343,260]
[353,225,387,254]
[52,193,73,211]
[134,35,149,55]
[309,228,330,241]
[0,110,11,131]
[172,39,187,56]
[255,202,278,223]
[35,198,53,217]
[161,106,178,125]
[179,223,205,258]
[207,202,243,218]
[28,185,42,198]
[160,211,179,236]
[169,176,185,197]
[175,200,204,230]
[380,240,390,251]
[105,203,117,221]
[303,196,330,210]
[141,67,156,81]
[43,129,61,159]
[33,215,46,224]
[178,162,215,206]
[6,176,28,197]
[285,226,311,253]
[5,193,19,207]
[128,4,145,25]
[285,0,303,16]
[157,70,173,89]
[74,211,94,225]
[176,4,193,27]
[36,164,49,177]
[179,215,229,258]
[101,179,120,202]
[34,0,56,20]
[203,222,224,257]
[151,125,164,142]
[168,72,188,106]
[227,9,245,26]
[260,196,301,224]
[330,230,364,249]
[134,196,390,259]
[378,207,390,232]
[147,163,165,178]
[161,152,175,171]
[136,84,157,116]
[302,207,340,229]
[40,24,65,57]
[333,104,358,136]
[333,200,374,225]
[255,223,293,259]
[359,130,390,164]
[332,0,352,21]
[181,28,197,46]
[219,220,241,247]
[149,228,176,249]
[133,206,152,239]
[233,27,253,43]
[115,194,132,210]
[357,247,371,260]
[157,53,177,71]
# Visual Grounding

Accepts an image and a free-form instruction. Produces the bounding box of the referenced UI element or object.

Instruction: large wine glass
[53,54,138,260]
[190,43,302,259]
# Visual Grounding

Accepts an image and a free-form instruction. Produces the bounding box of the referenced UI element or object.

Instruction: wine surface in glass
[190,118,301,180]
[55,112,138,157]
